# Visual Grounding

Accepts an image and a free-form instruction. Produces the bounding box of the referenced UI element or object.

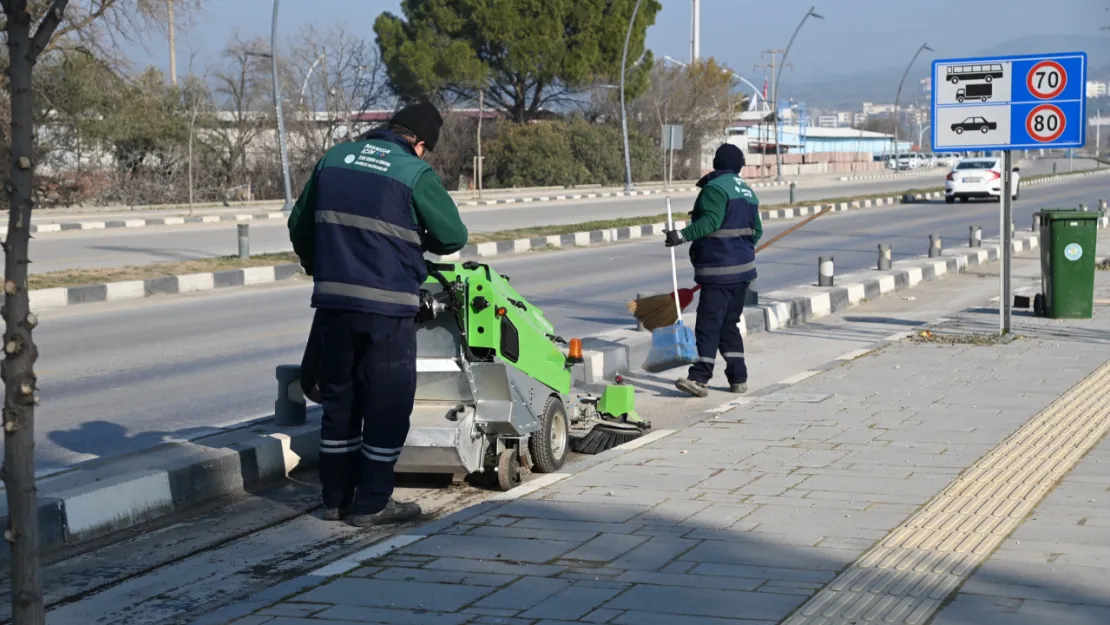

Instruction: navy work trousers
[314,309,417,514]
[688,282,750,385]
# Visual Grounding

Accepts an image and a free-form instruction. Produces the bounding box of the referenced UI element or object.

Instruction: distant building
[1088,81,1109,99]
[816,115,839,128]
[920,77,932,94]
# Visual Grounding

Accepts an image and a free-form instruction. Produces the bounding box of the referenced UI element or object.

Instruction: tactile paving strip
[783,360,1110,625]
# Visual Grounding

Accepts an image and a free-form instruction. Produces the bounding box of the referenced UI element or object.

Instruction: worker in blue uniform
[663,144,762,397]
[289,102,468,526]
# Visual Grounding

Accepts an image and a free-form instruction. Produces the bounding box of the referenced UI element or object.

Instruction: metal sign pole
[1000,150,1013,335]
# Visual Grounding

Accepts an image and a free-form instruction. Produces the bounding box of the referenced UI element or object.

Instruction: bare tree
[292,24,391,154]
[2,3,203,622]
[200,35,270,198]
[3,3,69,623]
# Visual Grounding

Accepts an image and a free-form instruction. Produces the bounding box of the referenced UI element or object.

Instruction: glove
[664,230,685,247]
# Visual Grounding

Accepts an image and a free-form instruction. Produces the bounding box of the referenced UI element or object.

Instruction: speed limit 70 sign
[932,51,1086,152]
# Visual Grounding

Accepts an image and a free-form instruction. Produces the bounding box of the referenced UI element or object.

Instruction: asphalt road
[21,172,1107,469]
[27,157,1096,275]
[24,171,964,274]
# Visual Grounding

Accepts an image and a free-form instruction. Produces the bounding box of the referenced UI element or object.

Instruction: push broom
[628,203,836,331]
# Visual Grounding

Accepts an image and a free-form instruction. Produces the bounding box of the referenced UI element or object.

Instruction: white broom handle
[666,196,682,324]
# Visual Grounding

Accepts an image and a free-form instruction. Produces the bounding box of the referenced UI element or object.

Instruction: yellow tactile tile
[783,359,1110,625]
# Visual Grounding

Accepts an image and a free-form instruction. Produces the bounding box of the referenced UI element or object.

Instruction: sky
[133,0,1107,94]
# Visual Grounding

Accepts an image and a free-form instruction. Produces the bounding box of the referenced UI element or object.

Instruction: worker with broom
[663,144,762,398]
[288,101,469,526]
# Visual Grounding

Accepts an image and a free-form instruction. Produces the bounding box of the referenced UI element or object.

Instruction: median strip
[25,167,1110,312]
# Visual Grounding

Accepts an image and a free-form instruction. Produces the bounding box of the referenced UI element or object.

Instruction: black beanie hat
[389,101,443,151]
[713,144,746,172]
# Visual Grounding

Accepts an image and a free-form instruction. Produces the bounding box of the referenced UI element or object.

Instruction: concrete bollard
[275,364,306,426]
[1080,203,1089,212]
[1010,221,1015,238]
[789,181,797,205]
[818,257,834,287]
[1032,213,1040,232]
[1053,163,1057,175]
[238,223,250,259]
[1100,199,1108,212]
[878,244,892,270]
[969,225,982,248]
[929,233,942,258]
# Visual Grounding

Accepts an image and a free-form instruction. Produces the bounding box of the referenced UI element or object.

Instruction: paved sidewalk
[218,270,1110,623]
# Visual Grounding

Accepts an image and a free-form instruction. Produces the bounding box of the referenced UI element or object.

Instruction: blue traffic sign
[931,51,1087,152]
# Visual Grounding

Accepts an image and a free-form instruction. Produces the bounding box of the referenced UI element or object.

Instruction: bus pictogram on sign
[1027,60,1066,100]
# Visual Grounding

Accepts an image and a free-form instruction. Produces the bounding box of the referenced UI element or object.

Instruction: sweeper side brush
[569,383,648,453]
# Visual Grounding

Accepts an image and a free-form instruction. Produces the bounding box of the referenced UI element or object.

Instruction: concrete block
[513,238,531,253]
[29,287,68,311]
[163,217,186,225]
[242,266,277,285]
[521,583,626,621]
[274,264,302,281]
[67,284,108,305]
[424,557,566,578]
[603,583,804,620]
[574,232,590,246]
[475,576,572,610]
[562,533,649,563]
[298,577,491,612]
[177,272,216,293]
[475,242,498,256]
[55,470,173,538]
[213,270,245,288]
[105,281,146,302]
[402,534,579,563]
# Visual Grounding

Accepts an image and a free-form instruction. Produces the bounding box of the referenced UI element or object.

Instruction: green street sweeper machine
[395,260,650,490]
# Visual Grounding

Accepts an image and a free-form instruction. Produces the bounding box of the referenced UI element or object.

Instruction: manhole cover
[750,393,831,403]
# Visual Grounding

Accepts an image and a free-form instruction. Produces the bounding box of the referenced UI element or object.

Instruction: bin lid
[1034,209,1100,221]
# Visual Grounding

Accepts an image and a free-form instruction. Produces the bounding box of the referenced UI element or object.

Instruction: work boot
[729,383,748,394]
[676,378,709,398]
[348,499,422,528]
[321,506,352,521]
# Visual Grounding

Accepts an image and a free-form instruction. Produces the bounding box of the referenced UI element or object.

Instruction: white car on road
[944,157,1020,204]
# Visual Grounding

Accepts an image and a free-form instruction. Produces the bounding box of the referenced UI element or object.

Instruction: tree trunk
[2,2,67,623]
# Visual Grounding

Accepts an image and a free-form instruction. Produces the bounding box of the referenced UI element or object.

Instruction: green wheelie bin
[1034,209,1099,319]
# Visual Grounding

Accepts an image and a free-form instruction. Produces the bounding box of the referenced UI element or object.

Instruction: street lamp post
[918,124,931,150]
[772,6,824,182]
[299,53,327,108]
[270,0,294,212]
[620,0,645,192]
[894,42,934,156]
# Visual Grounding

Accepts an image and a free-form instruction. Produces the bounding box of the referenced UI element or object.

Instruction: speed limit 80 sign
[932,51,1086,152]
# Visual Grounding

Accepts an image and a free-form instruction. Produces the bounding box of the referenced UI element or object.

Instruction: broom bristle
[626,299,639,314]
[571,425,645,454]
[631,292,679,327]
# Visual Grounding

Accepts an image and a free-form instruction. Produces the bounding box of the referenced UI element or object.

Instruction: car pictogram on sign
[951,117,997,134]
[1026,104,1066,142]
[1027,60,1066,100]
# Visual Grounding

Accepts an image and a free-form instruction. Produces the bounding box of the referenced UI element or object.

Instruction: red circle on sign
[1026,104,1066,143]
[1026,61,1067,99]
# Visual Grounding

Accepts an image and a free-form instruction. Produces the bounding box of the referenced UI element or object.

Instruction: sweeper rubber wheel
[529,396,569,473]
[497,448,522,491]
